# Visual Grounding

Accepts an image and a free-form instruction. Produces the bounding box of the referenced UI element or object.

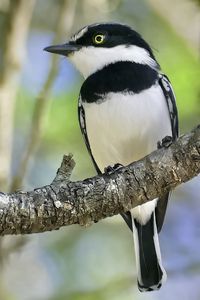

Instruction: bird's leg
[104,163,123,175]
[157,135,173,149]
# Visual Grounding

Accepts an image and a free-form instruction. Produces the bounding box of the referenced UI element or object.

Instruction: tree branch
[0,125,200,235]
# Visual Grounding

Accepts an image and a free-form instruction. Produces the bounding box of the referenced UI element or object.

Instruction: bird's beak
[43,42,81,56]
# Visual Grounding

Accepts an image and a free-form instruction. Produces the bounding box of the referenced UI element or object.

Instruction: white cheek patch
[69,45,158,78]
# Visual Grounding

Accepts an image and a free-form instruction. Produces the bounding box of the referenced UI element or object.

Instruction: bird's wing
[155,74,179,232]
[159,74,179,140]
[78,97,101,174]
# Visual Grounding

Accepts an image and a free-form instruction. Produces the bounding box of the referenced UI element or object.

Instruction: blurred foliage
[193,0,200,5]
[146,14,200,131]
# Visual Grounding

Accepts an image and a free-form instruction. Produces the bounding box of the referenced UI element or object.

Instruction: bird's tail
[132,212,167,292]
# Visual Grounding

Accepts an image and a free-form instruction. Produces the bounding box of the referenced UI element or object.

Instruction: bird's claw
[157,135,173,149]
[104,163,123,174]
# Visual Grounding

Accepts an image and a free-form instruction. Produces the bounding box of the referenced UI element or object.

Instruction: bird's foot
[157,136,173,149]
[104,163,123,175]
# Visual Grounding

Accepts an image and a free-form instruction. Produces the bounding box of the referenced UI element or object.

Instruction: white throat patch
[69,45,158,78]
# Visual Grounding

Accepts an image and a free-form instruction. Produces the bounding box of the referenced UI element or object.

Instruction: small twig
[52,154,76,184]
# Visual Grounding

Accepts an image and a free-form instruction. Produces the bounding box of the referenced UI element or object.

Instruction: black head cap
[71,22,156,60]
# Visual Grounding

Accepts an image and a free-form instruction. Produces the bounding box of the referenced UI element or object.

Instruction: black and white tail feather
[121,203,167,292]
[132,212,166,291]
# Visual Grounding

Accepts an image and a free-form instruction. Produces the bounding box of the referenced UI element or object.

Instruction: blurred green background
[0,0,200,299]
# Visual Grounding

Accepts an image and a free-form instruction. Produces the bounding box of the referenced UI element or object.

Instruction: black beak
[43,43,81,56]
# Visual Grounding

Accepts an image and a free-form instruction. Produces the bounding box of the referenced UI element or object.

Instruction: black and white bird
[44,22,178,292]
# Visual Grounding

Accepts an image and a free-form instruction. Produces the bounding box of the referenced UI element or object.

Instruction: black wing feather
[78,98,101,175]
[158,74,179,139]
[155,74,179,232]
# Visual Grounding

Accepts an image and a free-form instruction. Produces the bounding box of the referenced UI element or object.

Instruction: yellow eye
[93,34,105,44]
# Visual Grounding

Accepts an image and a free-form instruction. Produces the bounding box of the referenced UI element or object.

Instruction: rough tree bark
[0,125,199,235]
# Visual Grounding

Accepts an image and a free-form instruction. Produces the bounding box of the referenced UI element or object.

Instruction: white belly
[83,84,172,224]
[83,84,171,172]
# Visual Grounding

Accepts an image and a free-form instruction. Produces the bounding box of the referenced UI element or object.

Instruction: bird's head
[44,22,159,78]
